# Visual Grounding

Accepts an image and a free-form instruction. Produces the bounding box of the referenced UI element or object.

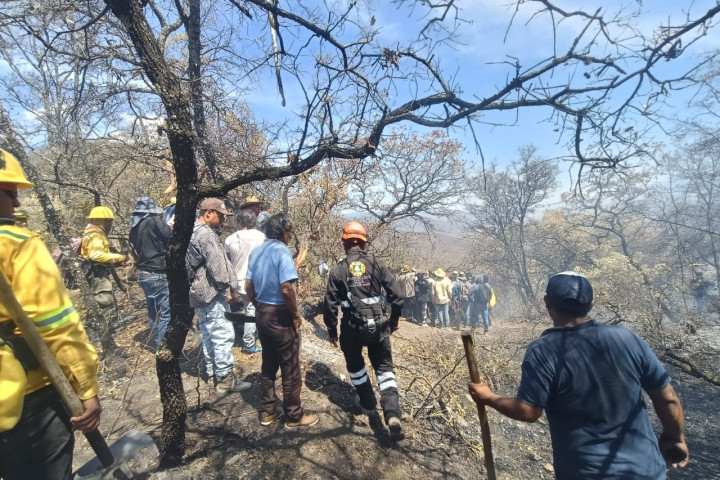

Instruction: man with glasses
[187,198,250,393]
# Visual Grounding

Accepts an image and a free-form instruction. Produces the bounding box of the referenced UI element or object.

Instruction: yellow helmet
[0,148,34,188]
[87,206,115,220]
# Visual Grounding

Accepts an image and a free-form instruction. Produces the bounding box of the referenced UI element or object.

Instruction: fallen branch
[663,351,720,386]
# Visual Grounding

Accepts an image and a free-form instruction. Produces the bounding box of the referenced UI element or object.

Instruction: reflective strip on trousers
[377,371,397,391]
[349,367,369,385]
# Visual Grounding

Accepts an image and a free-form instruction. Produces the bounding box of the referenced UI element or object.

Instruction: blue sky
[245,0,720,172]
[1,0,716,179]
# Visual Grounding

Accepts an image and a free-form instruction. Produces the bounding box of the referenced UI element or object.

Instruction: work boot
[387,416,404,441]
[284,413,319,430]
[260,411,280,426]
[215,373,252,393]
[354,395,376,415]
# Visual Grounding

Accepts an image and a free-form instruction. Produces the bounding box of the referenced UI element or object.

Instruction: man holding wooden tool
[0,148,101,480]
[468,271,688,479]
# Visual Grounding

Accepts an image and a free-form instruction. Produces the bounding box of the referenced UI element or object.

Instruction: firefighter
[81,205,131,357]
[0,148,101,480]
[323,221,405,440]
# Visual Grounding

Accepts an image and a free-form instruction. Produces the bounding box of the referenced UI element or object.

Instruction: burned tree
[2,0,719,466]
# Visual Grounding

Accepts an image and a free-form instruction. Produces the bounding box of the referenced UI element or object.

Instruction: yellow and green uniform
[0,222,99,401]
[81,223,124,267]
[81,223,124,292]
[80,224,124,324]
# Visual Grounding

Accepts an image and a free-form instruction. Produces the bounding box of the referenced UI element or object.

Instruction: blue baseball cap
[546,271,593,316]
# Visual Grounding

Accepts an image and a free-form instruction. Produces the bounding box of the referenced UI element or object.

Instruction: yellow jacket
[0,223,99,400]
[81,223,124,264]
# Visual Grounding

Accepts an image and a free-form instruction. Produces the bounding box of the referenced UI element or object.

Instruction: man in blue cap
[468,271,689,479]
[129,196,172,348]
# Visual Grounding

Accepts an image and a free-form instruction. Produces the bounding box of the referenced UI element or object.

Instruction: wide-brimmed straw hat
[241,195,262,209]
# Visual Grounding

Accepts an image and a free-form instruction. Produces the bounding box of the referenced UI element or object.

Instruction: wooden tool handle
[0,271,114,467]
[462,332,497,480]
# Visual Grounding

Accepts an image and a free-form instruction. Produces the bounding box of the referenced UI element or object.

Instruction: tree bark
[103,0,197,467]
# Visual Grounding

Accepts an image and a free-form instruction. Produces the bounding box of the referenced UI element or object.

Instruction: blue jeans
[469,303,490,332]
[195,295,235,380]
[138,271,171,348]
[239,291,258,350]
[435,303,450,326]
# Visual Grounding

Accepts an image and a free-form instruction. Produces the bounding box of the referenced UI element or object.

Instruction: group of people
[396,268,494,333]
[0,145,690,479]
[184,209,403,435]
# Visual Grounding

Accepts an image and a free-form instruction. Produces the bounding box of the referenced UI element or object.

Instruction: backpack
[341,259,389,345]
[470,283,491,305]
[458,282,469,302]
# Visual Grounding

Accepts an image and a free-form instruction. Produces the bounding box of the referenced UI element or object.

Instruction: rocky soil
[71,286,720,480]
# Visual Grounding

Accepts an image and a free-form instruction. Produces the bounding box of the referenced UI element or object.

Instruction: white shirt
[224,228,266,292]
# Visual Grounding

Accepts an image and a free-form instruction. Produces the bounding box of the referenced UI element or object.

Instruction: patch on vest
[348,261,366,277]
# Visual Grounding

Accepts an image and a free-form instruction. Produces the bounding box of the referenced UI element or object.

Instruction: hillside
[72,287,719,480]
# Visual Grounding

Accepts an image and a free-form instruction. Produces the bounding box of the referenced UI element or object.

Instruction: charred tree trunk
[186,0,220,183]
[104,0,379,467]
[0,107,125,375]
[104,0,198,467]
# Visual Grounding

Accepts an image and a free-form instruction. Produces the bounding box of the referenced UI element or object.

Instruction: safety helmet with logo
[341,221,367,243]
[87,206,115,220]
[0,148,34,188]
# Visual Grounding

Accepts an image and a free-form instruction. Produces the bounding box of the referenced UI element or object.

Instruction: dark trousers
[402,296,416,319]
[0,386,74,480]
[414,300,427,323]
[340,328,401,424]
[256,305,304,422]
[427,302,436,326]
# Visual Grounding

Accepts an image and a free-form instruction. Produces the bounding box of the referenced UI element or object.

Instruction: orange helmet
[342,221,367,242]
